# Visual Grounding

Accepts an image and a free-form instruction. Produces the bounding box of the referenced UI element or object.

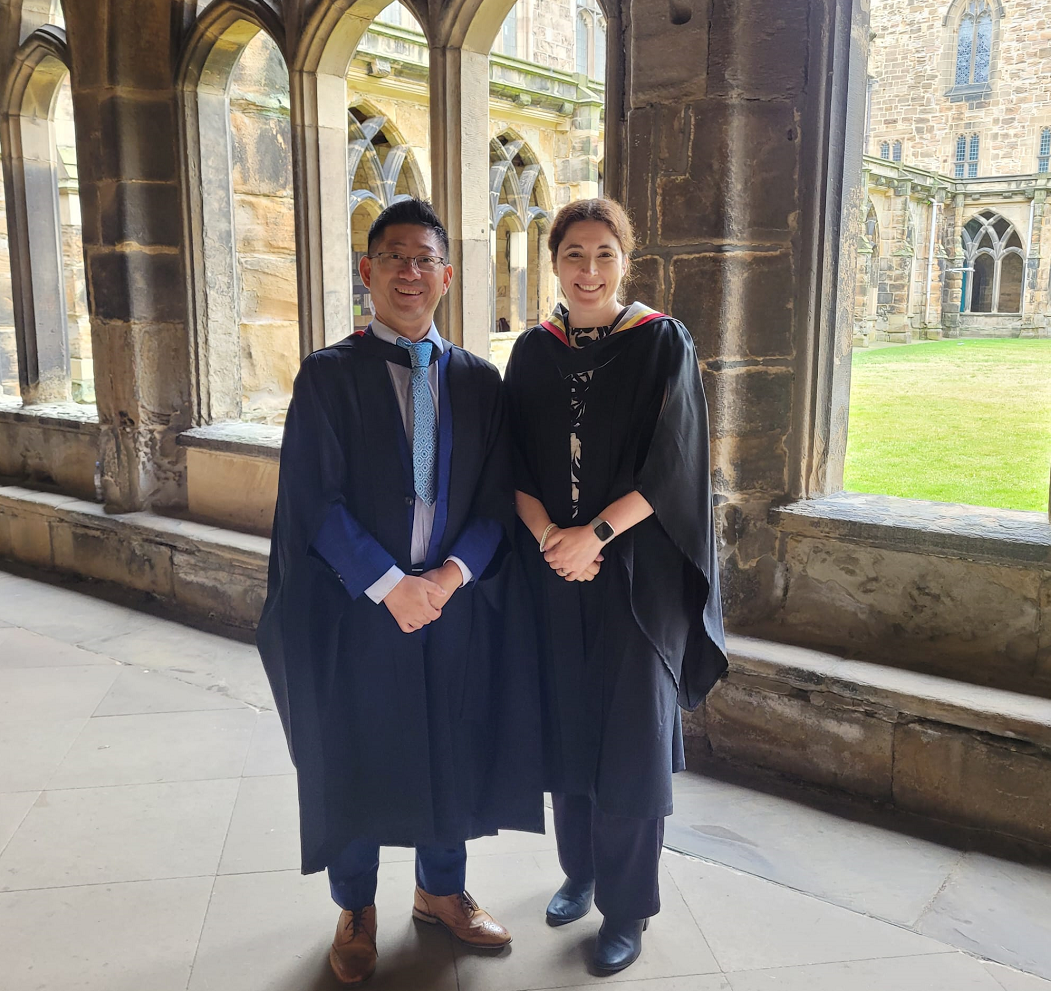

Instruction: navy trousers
[552,792,664,922]
[328,840,467,911]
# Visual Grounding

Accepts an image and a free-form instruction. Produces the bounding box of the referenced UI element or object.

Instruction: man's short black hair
[367,198,450,258]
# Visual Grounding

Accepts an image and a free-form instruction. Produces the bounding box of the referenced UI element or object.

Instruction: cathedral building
[856,0,1051,344]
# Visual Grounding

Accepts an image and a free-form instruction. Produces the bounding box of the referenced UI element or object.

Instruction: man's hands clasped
[542,525,604,582]
[382,561,463,633]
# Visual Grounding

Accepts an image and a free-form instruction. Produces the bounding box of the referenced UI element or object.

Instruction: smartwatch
[590,517,615,542]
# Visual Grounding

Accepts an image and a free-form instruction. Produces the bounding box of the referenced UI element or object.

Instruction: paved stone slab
[0,575,154,645]
[919,853,1051,981]
[80,618,272,709]
[451,852,720,991]
[188,863,458,991]
[242,710,295,777]
[0,778,239,890]
[93,666,250,715]
[665,772,962,926]
[0,792,36,856]
[665,854,952,973]
[0,665,120,727]
[48,708,258,788]
[219,773,301,875]
[0,875,213,991]
[984,962,1051,990]
[725,951,1004,991]
[0,718,86,791]
[0,627,116,668]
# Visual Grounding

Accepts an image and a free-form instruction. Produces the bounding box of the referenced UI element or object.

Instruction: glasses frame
[367,251,448,273]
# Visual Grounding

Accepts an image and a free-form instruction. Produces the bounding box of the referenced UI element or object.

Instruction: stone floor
[1,564,1050,991]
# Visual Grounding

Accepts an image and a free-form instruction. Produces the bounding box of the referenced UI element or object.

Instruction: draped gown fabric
[257,333,545,875]
[504,304,728,820]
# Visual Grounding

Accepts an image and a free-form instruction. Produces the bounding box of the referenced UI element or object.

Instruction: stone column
[63,0,191,511]
[429,45,491,356]
[507,227,527,333]
[619,0,865,624]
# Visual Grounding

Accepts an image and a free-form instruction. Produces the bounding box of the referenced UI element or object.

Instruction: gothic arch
[177,1,289,422]
[942,0,1002,92]
[1,25,76,403]
[960,210,1024,314]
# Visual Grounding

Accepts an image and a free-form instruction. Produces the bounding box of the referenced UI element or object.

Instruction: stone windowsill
[0,397,100,431]
[177,422,283,461]
[772,491,1051,567]
[946,82,992,102]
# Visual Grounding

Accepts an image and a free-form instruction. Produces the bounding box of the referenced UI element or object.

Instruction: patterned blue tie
[397,338,437,506]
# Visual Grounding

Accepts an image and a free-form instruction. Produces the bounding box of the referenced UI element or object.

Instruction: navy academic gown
[504,314,727,820]
[257,331,545,875]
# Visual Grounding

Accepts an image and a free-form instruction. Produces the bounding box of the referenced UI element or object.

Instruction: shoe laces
[459,892,478,918]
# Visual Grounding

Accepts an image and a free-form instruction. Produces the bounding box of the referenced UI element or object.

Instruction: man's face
[359,223,454,337]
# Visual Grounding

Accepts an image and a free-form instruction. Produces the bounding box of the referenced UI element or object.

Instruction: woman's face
[554,220,628,322]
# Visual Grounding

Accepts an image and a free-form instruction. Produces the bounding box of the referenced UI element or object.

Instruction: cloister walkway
[0,564,1049,991]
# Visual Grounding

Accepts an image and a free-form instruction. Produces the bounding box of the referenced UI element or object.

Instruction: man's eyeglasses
[368,251,447,273]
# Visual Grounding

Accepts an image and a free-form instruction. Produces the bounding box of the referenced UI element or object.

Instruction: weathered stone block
[98,95,178,182]
[629,0,711,107]
[185,448,278,536]
[706,679,895,801]
[87,250,186,323]
[50,523,174,596]
[780,535,1043,693]
[172,548,267,629]
[230,113,294,198]
[703,365,793,439]
[0,508,52,569]
[628,255,665,312]
[238,255,300,324]
[707,0,810,100]
[710,434,787,495]
[234,194,297,256]
[893,721,1051,846]
[98,180,183,247]
[658,101,800,246]
[670,251,795,360]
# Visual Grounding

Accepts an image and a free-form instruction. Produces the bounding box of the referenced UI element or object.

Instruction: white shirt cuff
[365,565,405,604]
[445,556,472,587]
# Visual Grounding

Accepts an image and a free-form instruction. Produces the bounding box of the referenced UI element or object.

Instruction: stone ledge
[687,633,1051,847]
[1,486,1048,846]
[0,398,100,432]
[773,492,1051,567]
[177,421,282,461]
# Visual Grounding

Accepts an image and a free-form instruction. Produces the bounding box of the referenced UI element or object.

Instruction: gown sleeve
[634,321,728,709]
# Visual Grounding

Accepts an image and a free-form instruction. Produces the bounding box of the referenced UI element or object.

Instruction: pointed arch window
[892,141,902,162]
[961,210,1024,314]
[575,0,607,81]
[880,142,890,160]
[954,0,993,88]
[1039,128,1050,174]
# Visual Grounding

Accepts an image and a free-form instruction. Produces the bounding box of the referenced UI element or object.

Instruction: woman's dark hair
[547,198,636,268]
[367,198,450,258]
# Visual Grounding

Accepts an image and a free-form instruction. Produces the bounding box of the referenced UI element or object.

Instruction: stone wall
[868,0,1051,176]
[0,168,15,398]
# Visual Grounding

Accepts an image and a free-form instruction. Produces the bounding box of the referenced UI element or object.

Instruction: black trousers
[552,792,664,921]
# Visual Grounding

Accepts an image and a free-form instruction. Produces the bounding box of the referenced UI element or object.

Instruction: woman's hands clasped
[543,526,605,582]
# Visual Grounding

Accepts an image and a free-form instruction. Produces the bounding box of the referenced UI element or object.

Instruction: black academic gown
[504,313,727,820]
[257,333,544,875]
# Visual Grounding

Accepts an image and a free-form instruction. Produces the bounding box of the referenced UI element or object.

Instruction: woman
[504,198,727,974]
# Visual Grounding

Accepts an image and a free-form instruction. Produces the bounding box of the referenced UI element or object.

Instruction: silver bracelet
[538,523,557,553]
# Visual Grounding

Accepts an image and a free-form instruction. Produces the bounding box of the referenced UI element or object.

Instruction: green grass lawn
[842,338,1051,513]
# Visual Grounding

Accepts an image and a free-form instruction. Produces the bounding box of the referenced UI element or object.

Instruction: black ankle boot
[593,917,649,973]
[545,877,595,926]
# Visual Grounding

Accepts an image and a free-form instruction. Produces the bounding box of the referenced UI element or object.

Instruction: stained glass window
[1039,129,1050,174]
[892,141,902,162]
[880,142,890,160]
[955,1,994,88]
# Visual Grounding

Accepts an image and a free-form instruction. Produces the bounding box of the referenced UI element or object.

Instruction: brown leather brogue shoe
[329,905,378,986]
[412,887,512,948]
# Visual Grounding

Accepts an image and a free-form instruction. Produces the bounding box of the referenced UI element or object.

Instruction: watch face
[594,520,615,542]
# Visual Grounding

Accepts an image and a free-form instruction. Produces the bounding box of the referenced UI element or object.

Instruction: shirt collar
[370,316,445,354]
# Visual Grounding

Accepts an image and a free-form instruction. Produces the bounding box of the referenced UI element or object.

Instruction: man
[257,199,543,986]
